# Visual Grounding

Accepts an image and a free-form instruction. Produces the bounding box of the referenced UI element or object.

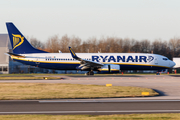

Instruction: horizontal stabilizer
[7,52,25,58]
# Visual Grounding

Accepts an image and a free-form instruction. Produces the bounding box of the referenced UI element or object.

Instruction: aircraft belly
[39,63,79,70]
[120,64,166,70]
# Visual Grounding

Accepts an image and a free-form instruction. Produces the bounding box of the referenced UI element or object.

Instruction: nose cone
[171,61,176,68]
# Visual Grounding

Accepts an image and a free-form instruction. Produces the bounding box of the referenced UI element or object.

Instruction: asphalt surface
[1,100,180,115]
[0,75,180,115]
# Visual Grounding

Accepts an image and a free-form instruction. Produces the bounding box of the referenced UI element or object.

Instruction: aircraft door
[154,57,158,64]
[36,58,40,64]
[108,65,111,73]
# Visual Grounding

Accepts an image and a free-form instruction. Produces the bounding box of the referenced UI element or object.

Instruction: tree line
[28,35,180,60]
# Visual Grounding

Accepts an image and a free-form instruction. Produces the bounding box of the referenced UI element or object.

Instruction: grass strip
[0,83,158,100]
[0,113,180,120]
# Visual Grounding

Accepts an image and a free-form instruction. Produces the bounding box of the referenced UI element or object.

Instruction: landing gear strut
[86,71,94,75]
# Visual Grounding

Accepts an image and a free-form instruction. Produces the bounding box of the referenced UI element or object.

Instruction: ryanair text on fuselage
[92,55,154,63]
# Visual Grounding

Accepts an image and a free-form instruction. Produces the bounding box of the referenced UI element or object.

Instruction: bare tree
[59,35,71,53]
[169,37,180,57]
[46,35,60,53]
[28,37,45,49]
[140,39,151,53]
[131,40,141,53]
[122,38,131,53]
[70,36,82,52]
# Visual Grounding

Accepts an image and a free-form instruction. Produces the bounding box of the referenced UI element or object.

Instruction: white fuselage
[11,53,175,71]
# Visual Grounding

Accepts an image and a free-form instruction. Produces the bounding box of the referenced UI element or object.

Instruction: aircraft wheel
[90,71,94,75]
[86,71,90,75]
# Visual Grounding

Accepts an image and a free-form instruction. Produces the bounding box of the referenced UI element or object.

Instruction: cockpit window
[163,58,168,61]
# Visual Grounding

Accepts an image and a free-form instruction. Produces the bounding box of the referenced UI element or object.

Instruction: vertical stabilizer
[6,22,48,54]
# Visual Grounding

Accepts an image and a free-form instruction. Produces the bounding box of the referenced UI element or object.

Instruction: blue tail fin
[6,22,48,54]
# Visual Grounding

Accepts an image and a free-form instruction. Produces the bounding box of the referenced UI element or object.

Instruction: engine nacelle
[98,64,120,73]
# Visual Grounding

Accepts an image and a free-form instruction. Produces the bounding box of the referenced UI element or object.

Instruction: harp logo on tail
[12,34,24,50]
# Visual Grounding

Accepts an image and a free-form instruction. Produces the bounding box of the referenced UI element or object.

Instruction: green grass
[0,113,180,120]
[0,83,158,100]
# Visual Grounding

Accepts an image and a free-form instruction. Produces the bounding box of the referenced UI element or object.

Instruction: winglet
[69,47,78,59]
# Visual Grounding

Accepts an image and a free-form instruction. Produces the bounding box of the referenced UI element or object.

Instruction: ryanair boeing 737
[6,22,176,75]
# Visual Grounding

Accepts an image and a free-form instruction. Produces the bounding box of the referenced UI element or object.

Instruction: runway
[0,75,180,115]
[1,100,180,115]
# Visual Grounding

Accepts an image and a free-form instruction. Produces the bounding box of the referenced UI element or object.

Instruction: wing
[69,47,104,69]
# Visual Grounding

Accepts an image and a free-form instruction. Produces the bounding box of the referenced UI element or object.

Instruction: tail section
[6,22,48,54]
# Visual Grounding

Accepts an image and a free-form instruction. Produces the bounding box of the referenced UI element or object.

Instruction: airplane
[6,22,176,75]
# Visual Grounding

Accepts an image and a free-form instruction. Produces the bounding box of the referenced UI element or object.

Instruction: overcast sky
[0,0,180,42]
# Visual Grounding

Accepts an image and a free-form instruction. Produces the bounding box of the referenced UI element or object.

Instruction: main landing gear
[86,71,94,75]
[156,72,160,75]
